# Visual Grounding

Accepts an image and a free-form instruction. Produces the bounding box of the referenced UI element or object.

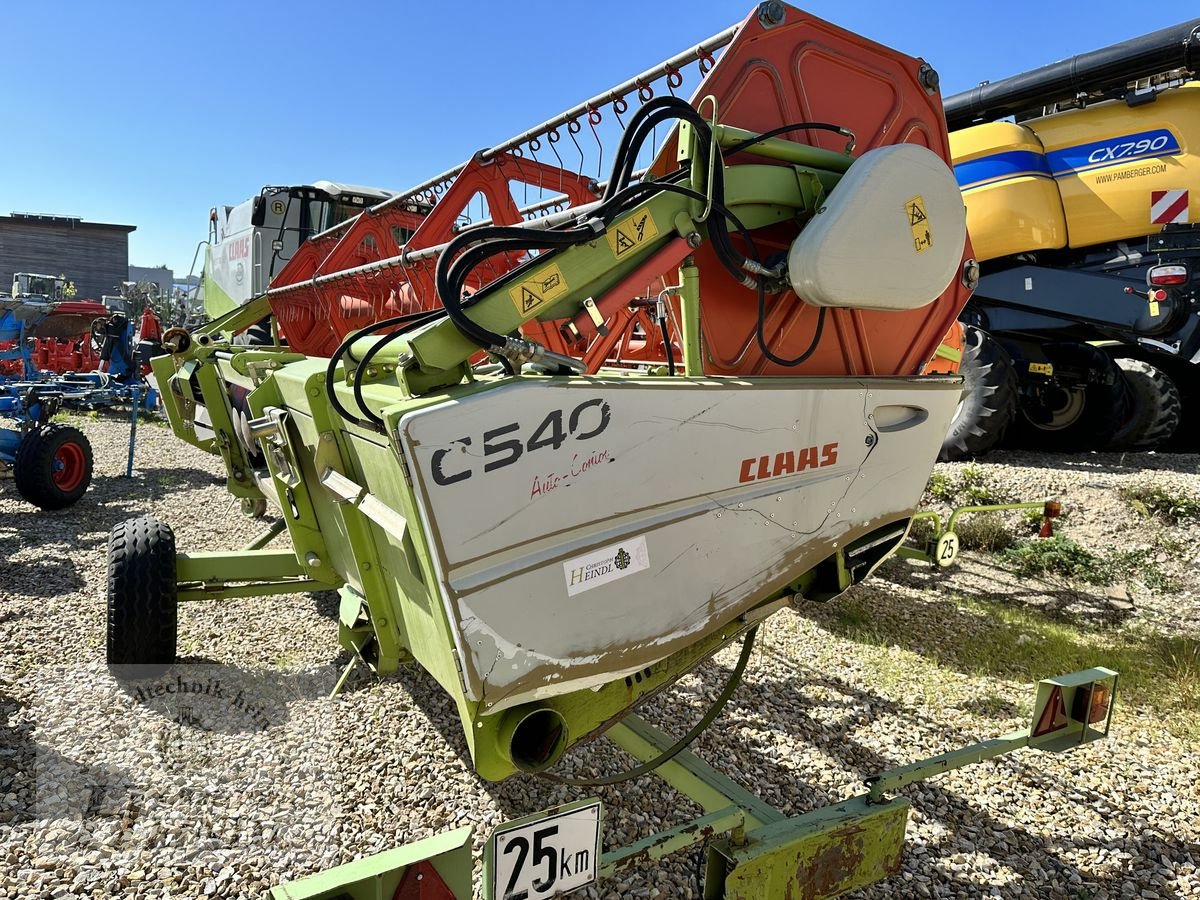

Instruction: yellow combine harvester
[940,19,1200,457]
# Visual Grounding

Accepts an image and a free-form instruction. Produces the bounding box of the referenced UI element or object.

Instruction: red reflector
[1033,685,1068,737]
[1071,681,1112,726]
[1149,288,1168,302]
[394,860,457,899]
[1149,265,1187,286]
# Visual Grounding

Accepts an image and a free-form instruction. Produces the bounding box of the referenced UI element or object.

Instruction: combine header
[115,4,1116,896]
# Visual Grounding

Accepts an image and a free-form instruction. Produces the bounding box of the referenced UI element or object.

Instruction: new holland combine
[941,19,1200,458]
[110,4,1116,897]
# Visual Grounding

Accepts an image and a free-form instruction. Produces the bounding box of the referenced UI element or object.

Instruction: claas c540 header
[110,5,1117,897]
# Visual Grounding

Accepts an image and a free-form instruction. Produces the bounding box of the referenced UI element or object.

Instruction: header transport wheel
[106,515,179,676]
[12,423,94,509]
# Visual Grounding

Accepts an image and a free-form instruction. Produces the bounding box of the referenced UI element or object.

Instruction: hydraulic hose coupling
[495,337,588,374]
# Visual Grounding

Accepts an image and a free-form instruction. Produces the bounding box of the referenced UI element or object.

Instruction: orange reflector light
[1042,500,1062,519]
[1033,685,1068,737]
[1149,264,1187,286]
[1072,681,1112,726]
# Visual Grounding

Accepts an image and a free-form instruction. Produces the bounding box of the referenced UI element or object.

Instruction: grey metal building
[128,264,174,298]
[0,212,136,300]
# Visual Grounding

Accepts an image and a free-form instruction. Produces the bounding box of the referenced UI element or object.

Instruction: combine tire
[1109,358,1182,450]
[1010,343,1126,451]
[12,424,93,509]
[939,326,1018,461]
[106,516,178,675]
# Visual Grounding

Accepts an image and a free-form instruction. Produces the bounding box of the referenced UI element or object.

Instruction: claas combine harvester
[111,4,1116,897]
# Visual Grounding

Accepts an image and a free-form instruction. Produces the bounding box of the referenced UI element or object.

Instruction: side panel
[952,121,1068,262]
[1031,83,1200,248]
[397,376,959,709]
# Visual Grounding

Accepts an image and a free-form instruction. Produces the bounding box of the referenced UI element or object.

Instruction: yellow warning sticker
[906,195,932,253]
[607,207,660,259]
[509,262,570,317]
[1149,300,1161,317]
[1028,362,1054,376]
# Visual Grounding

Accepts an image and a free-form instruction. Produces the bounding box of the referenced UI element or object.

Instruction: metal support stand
[126,386,139,477]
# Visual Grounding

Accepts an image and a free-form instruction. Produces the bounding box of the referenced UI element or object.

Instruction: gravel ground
[1,417,1198,899]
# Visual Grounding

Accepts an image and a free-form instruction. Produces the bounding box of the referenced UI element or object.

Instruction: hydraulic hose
[324,309,443,429]
[538,624,759,787]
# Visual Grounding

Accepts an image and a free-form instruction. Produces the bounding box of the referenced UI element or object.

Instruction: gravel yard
[2,416,1198,899]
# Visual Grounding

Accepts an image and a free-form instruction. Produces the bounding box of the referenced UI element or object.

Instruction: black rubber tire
[12,424,94,509]
[939,326,1019,461]
[1109,358,1182,450]
[1009,342,1127,451]
[106,515,178,674]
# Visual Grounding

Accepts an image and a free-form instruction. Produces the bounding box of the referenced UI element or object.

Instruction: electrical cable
[537,625,758,787]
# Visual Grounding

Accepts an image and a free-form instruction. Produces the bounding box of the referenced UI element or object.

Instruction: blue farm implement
[0,370,159,508]
[0,386,94,509]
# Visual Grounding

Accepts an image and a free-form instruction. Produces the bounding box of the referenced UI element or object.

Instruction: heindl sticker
[563,535,650,597]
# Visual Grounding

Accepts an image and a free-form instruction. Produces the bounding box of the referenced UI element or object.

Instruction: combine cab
[115,4,1116,896]
[202,181,396,320]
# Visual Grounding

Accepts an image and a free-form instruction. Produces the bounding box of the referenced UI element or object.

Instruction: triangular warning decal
[520,286,542,313]
[614,230,637,256]
[1033,685,1068,737]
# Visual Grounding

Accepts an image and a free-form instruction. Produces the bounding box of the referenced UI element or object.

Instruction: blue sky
[4,1,1194,276]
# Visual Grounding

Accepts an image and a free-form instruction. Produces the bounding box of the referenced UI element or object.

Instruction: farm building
[0,212,135,300]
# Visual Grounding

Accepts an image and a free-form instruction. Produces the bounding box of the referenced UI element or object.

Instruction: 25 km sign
[486,799,602,900]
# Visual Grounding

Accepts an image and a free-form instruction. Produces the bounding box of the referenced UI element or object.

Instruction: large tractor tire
[939,326,1019,461]
[1109,358,1182,450]
[1009,343,1126,452]
[106,515,178,675]
[12,424,93,509]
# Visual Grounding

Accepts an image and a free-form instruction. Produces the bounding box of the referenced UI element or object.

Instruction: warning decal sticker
[906,195,932,253]
[607,207,660,259]
[1151,189,1189,225]
[508,262,570,317]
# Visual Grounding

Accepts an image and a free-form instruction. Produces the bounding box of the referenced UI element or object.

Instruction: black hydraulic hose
[323,309,442,428]
[601,96,704,201]
[436,97,730,351]
[659,313,676,376]
[758,286,827,368]
[436,225,595,349]
[725,121,852,156]
[538,625,759,787]
[434,99,845,362]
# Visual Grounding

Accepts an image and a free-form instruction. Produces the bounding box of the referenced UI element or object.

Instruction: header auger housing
[115,5,1116,897]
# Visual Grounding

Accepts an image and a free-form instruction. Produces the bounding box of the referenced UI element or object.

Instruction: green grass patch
[998,536,1176,591]
[1121,482,1200,525]
[816,593,1200,739]
[954,512,1016,552]
[925,465,1010,506]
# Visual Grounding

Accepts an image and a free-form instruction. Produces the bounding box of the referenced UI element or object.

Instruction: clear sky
[4,1,1195,277]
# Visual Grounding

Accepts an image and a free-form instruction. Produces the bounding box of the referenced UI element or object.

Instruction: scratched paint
[393,378,961,710]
